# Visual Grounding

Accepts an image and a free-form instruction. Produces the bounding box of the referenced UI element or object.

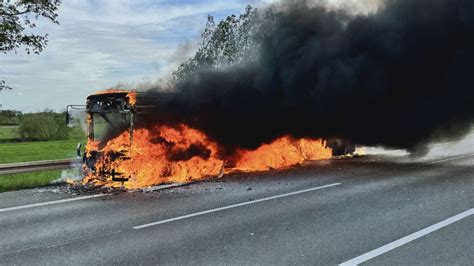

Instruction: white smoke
[322,0,382,14]
[262,0,382,15]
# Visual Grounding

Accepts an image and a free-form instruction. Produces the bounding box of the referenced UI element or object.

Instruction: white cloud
[0,0,381,112]
[0,0,261,112]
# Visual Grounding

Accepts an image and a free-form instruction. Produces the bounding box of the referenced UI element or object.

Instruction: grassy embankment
[0,170,63,193]
[0,126,86,192]
[0,138,83,164]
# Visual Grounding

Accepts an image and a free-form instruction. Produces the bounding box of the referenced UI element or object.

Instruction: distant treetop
[172,5,260,84]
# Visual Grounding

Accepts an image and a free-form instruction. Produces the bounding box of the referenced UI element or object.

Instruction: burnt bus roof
[86,92,129,101]
[86,90,176,114]
[87,91,132,114]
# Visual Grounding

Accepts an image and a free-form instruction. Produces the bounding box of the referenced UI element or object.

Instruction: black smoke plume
[141,0,474,154]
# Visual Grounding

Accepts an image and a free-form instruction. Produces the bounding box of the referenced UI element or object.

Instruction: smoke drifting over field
[145,0,474,153]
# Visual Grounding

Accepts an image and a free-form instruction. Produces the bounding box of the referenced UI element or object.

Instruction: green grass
[0,139,85,164]
[0,170,62,193]
[0,126,20,140]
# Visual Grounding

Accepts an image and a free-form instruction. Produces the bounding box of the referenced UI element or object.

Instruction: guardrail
[0,159,82,175]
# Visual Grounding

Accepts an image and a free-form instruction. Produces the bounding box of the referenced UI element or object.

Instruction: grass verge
[0,139,85,164]
[0,170,62,193]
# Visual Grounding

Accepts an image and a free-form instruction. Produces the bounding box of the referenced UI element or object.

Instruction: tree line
[0,110,84,141]
[172,5,260,84]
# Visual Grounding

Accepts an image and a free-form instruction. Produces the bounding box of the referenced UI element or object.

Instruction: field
[0,126,19,140]
[0,138,84,192]
[0,170,62,193]
[0,138,85,164]
[0,124,86,164]
[0,125,85,192]
[0,139,85,164]
[0,122,87,192]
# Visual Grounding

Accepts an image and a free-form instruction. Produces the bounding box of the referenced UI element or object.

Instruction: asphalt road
[0,139,473,265]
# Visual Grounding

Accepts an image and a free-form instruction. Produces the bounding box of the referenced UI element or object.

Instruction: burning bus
[71,90,353,189]
[83,90,138,182]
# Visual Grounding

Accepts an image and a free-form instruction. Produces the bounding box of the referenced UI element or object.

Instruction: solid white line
[339,208,474,266]
[0,194,106,213]
[428,153,474,165]
[133,183,341,229]
[429,137,474,147]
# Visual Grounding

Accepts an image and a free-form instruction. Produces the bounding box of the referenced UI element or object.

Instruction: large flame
[83,124,332,189]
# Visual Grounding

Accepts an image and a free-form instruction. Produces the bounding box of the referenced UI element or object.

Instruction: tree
[0,0,62,90]
[0,109,21,125]
[172,5,260,83]
[18,110,69,141]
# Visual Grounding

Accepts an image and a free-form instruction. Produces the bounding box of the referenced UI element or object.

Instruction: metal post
[130,112,134,147]
[87,113,94,141]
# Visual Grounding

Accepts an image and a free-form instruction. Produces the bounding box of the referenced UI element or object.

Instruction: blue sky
[0,0,378,112]
[0,0,273,112]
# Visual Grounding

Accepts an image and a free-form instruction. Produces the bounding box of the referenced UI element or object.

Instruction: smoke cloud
[141,0,474,154]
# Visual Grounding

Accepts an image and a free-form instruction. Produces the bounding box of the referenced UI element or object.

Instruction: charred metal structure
[73,90,354,183]
[84,91,136,182]
[81,90,174,182]
[86,91,135,145]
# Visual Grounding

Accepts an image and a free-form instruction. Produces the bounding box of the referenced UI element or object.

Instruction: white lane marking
[133,183,341,229]
[0,194,106,213]
[363,138,474,157]
[340,208,474,266]
[428,153,474,165]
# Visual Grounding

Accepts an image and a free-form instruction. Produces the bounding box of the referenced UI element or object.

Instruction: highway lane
[0,142,472,265]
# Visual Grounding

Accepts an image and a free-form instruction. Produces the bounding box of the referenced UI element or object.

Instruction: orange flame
[83,124,332,189]
[127,91,137,106]
[234,137,331,172]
